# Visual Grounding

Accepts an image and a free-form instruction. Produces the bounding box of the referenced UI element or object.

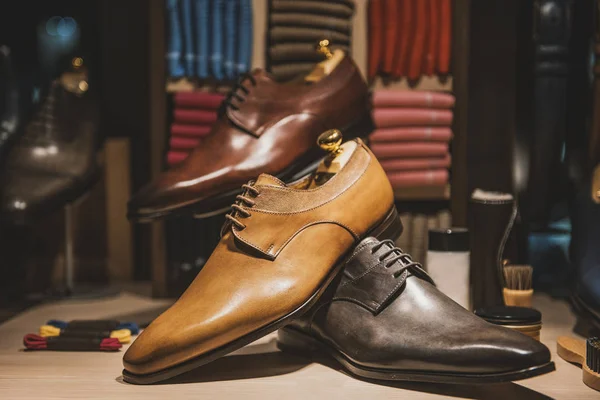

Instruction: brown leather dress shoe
[122,139,402,384]
[278,238,555,383]
[128,55,372,221]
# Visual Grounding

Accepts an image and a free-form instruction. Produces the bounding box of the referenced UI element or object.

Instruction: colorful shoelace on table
[23,320,140,351]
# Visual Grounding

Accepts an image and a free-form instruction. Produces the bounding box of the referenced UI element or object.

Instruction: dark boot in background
[0,45,20,165]
[570,170,600,336]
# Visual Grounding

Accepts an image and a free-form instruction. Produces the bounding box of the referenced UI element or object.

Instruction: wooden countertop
[0,291,595,399]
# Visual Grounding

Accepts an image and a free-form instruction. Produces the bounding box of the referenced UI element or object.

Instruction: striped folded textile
[370,142,448,159]
[167,151,189,166]
[173,92,225,109]
[173,109,219,125]
[387,169,449,188]
[170,124,212,138]
[373,90,455,109]
[373,108,453,128]
[170,136,201,151]
[380,154,451,172]
[370,127,452,143]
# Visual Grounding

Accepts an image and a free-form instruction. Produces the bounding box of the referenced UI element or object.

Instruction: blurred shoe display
[0,45,20,164]
[0,58,100,224]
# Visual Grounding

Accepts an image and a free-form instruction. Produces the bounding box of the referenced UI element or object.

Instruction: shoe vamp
[317,278,543,374]
[127,224,355,374]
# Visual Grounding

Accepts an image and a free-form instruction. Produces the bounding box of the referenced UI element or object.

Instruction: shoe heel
[370,206,403,242]
[276,328,319,357]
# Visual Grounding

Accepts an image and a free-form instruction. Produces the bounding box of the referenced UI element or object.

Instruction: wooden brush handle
[557,336,600,391]
[583,364,600,392]
[503,288,533,307]
[557,335,585,365]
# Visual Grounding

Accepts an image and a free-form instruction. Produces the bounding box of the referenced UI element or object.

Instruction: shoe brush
[502,264,533,307]
[557,336,600,392]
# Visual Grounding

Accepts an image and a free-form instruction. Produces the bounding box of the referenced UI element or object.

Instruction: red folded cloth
[167,151,190,166]
[387,169,449,187]
[370,127,452,143]
[381,154,451,172]
[373,108,453,128]
[382,0,399,74]
[174,92,225,109]
[171,124,212,138]
[370,142,448,159]
[170,136,201,150]
[438,0,452,75]
[173,109,218,125]
[424,0,440,76]
[372,91,455,109]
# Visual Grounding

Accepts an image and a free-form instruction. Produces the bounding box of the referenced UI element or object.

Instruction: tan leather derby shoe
[122,138,402,384]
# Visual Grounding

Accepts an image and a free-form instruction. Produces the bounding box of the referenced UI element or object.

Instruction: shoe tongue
[254,174,285,187]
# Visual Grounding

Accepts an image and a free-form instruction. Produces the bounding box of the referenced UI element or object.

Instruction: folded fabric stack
[267,0,355,81]
[370,90,454,191]
[368,0,452,81]
[167,91,224,167]
[166,0,253,80]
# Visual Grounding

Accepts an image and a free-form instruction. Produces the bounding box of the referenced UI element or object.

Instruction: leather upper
[128,55,370,216]
[123,140,395,375]
[288,238,552,374]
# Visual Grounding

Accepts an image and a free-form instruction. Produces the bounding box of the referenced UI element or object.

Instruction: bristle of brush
[587,337,600,373]
[503,265,533,290]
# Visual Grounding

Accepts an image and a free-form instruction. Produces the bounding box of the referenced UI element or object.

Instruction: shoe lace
[371,239,431,281]
[218,72,257,115]
[224,182,260,231]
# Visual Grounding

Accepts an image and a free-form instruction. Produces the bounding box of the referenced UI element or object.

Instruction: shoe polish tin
[474,306,542,341]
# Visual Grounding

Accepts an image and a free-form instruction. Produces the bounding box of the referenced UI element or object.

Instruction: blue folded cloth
[238,0,253,75]
[210,0,225,80]
[194,0,210,78]
[181,0,195,76]
[224,0,238,79]
[165,0,185,77]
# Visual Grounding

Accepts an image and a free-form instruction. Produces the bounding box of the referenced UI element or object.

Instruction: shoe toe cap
[466,325,551,374]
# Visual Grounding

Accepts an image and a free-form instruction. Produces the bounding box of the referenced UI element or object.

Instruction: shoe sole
[277,326,556,384]
[127,112,376,223]
[121,205,402,384]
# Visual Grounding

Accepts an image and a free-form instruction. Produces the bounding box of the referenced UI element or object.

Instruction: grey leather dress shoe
[278,238,555,384]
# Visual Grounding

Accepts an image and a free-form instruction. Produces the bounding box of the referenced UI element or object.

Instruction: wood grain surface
[0,291,598,399]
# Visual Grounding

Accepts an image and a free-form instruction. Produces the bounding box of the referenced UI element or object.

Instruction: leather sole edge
[276,326,556,384]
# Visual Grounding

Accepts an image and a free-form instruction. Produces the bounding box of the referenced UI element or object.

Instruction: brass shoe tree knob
[318,129,343,157]
[316,39,333,60]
